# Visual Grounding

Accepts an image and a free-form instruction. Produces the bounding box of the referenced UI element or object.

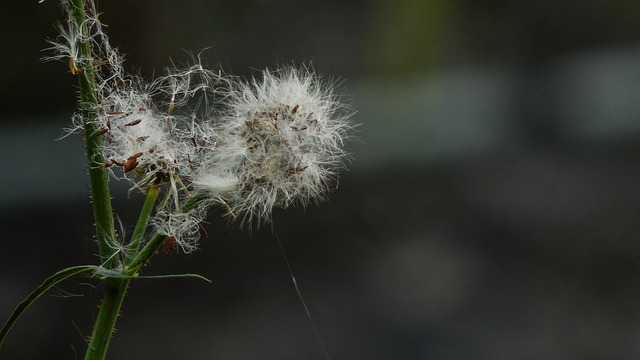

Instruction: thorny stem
[68,0,119,270]
[68,1,124,359]
[84,279,130,360]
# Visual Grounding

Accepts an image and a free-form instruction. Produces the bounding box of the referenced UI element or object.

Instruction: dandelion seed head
[194,66,353,227]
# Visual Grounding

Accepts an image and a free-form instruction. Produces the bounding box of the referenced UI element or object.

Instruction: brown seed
[124,119,142,127]
[162,236,178,253]
[123,152,144,172]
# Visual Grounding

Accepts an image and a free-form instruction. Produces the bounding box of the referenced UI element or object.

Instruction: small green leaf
[0,265,96,349]
[93,267,212,283]
[0,265,210,351]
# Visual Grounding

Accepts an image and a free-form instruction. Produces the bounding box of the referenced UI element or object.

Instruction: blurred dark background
[3,0,640,359]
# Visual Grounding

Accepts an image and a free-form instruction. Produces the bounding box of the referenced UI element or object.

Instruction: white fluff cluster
[48,1,353,251]
[95,64,222,208]
[193,68,352,226]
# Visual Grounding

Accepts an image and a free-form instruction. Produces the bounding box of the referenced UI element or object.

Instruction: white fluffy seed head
[193,66,353,227]
[95,61,226,204]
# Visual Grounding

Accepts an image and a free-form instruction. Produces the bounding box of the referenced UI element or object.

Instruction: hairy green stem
[84,279,130,360]
[84,193,206,359]
[127,232,168,275]
[68,0,118,270]
[67,1,124,359]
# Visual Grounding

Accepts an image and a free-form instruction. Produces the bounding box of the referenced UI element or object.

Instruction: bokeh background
[3,0,640,359]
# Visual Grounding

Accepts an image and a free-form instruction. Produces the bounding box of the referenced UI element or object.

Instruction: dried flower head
[193,67,353,227]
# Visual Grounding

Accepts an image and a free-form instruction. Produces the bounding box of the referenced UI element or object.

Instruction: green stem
[84,279,129,360]
[125,185,160,265]
[67,1,123,359]
[84,193,207,360]
[68,0,118,270]
[127,232,168,275]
